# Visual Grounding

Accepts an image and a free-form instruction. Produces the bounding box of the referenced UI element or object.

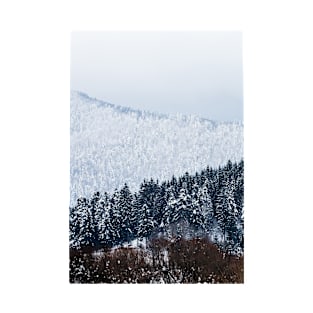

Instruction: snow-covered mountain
[70,91,243,205]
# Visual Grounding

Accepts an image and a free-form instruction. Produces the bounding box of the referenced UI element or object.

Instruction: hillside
[70,91,243,205]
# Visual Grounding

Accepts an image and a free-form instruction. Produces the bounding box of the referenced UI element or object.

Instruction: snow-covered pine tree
[110,190,122,245]
[146,179,162,226]
[232,160,244,252]
[190,180,204,231]
[79,202,96,247]
[215,184,228,247]
[131,192,141,238]
[69,205,79,248]
[172,184,192,237]
[202,166,218,212]
[234,160,244,210]
[215,180,239,252]
[118,183,134,243]
[70,197,89,248]
[137,180,159,240]
[182,171,192,194]
[202,182,215,227]
[170,175,179,195]
[159,184,176,237]
[154,181,167,228]
[137,203,155,241]
[196,182,214,233]
[93,192,110,246]
[89,191,102,246]
[98,196,116,247]
[236,204,244,253]
[225,182,240,253]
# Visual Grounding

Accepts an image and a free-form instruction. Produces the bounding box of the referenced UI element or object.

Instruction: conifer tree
[118,183,134,243]
[215,181,239,251]
[199,183,214,230]
[79,203,96,247]
[98,200,116,246]
[69,159,244,254]
[137,203,155,240]
[160,185,176,237]
[173,185,190,222]
[71,197,89,248]
[90,191,102,246]
[110,190,122,245]
[190,181,202,228]
[69,205,79,248]
[154,182,167,227]
[95,192,113,246]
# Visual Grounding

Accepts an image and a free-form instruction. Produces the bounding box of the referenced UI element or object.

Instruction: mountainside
[70,91,243,205]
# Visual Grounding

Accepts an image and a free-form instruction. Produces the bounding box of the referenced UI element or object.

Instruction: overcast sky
[71,31,243,122]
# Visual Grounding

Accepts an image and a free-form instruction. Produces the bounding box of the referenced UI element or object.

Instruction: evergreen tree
[135,179,159,231]
[159,185,176,237]
[173,185,190,222]
[110,190,122,245]
[215,186,228,247]
[189,181,203,229]
[95,192,113,246]
[70,197,89,248]
[69,205,79,248]
[170,184,192,237]
[89,191,102,247]
[193,183,214,233]
[234,160,244,209]
[215,181,239,251]
[200,182,214,229]
[98,199,116,246]
[154,182,167,227]
[69,159,244,254]
[118,183,134,243]
[137,203,155,240]
[224,184,240,252]
[79,203,96,247]
[132,192,141,238]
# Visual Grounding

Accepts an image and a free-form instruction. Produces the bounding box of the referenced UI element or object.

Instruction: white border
[1,1,312,312]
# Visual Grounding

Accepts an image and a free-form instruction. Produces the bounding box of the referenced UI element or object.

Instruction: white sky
[71,31,243,121]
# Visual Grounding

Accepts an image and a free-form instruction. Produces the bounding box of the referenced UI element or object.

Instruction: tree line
[69,160,244,254]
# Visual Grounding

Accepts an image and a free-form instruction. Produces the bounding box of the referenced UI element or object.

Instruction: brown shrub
[69,238,244,283]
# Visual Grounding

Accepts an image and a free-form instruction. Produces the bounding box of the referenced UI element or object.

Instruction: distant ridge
[72,90,169,120]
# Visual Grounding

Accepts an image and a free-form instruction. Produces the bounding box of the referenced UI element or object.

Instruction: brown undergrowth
[69,238,243,283]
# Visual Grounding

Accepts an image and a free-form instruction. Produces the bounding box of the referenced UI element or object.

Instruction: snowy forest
[70,91,243,205]
[69,159,244,283]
